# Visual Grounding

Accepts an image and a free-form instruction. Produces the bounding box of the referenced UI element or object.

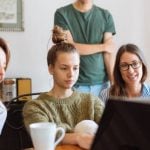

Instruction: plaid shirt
[99,83,150,104]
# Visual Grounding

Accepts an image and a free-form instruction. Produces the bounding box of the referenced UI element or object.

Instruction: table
[56,144,84,150]
[25,144,84,150]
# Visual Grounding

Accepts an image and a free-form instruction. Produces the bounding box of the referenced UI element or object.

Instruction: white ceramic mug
[29,122,65,150]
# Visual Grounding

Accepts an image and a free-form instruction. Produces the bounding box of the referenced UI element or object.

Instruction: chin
[0,78,4,83]
[65,86,73,89]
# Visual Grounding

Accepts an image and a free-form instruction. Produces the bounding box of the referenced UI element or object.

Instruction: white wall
[0,0,150,93]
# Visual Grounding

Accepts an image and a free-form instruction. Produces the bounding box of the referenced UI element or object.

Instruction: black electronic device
[91,98,150,150]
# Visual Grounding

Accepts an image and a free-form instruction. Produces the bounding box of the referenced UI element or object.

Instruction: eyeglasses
[119,61,142,71]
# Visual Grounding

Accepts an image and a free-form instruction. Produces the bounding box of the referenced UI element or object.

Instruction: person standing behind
[54,0,116,96]
[0,37,10,134]
[99,44,150,104]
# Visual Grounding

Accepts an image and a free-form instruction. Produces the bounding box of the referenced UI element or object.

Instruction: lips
[65,80,74,84]
[127,74,138,81]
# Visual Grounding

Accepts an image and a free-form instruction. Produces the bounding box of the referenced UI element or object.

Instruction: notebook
[91,98,150,150]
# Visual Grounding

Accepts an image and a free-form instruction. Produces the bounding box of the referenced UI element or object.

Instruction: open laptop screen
[91,98,150,150]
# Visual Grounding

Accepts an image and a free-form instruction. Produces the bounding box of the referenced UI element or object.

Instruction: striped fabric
[99,83,150,104]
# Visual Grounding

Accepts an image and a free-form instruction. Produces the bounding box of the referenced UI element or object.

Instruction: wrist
[99,43,105,52]
[75,133,80,145]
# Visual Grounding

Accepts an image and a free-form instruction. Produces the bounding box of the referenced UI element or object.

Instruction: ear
[48,64,54,75]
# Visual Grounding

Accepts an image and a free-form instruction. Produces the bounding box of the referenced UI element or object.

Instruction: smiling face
[49,52,80,90]
[0,48,6,82]
[119,52,143,87]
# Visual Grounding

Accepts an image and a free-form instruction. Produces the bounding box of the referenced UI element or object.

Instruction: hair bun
[52,25,67,44]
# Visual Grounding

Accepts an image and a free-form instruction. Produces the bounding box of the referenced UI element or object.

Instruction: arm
[103,32,116,85]
[66,31,115,55]
[62,133,94,150]
[0,101,7,135]
[67,30,115,83]
[94,96,105,123]
[99,88,110,104]
[23,101,50,131]
[63,97,104,149]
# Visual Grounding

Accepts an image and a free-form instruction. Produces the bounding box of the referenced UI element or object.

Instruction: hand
[76,133,95,150]
[65,31,74,44]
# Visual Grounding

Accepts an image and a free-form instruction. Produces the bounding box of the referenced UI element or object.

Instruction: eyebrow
[120,60,140,64]
[59,64,79,67]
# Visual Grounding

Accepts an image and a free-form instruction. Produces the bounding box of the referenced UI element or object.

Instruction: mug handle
[54,127,65,147]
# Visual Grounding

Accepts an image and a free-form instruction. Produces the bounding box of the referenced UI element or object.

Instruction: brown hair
[0,37,10,69]
[47,25,79,66]
[52,25,67,44]
[110,43,147,96]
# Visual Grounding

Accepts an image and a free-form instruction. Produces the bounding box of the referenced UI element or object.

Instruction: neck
[125,84,142,98]
[73,1,93,12]
[48,87,73,99]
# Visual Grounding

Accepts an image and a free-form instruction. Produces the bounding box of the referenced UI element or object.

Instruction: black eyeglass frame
[119,61,142,71]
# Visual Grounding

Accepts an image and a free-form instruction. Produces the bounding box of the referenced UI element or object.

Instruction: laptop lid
[91,98,150,150]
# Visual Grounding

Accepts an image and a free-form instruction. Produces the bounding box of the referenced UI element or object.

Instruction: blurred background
[0,0,150,93]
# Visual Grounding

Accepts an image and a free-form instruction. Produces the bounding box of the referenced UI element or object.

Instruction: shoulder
[55,4,72,14]
[0,101,6,109]
[76,91,99,100]
[75,91,104,106]
[0,101,7,134]
[93,5,112,16]
[99,87,110,104]
[142,83,150,96]
[0,101,7,114]
[23,93,50,109]
[0,101,7,115]
[92,5,114,26]
[101,87,110,94]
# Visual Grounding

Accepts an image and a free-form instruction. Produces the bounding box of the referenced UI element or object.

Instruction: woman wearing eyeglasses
[99,43,150,103]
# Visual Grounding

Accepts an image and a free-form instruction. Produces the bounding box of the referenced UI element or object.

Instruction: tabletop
[56,144,84,150]
[25,144,84,150]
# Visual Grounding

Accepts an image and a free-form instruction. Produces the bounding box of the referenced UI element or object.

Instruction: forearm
[61,133,78,145]
[66,30,111,55]
[103,52,114,85]
[73,37,115,55]
[73,42,105,55]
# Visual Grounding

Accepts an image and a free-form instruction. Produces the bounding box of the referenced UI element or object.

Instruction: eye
[132,61,139,67]
[119,63,129,71]
[73,66,79,70]
[60,67,67,70]
[0,63,6,70]
[120,63,128,68]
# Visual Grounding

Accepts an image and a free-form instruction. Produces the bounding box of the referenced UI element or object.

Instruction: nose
[128,65,134,73]
[0,64,5,74]
[67,68,74,77]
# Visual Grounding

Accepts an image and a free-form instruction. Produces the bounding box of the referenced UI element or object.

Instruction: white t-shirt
[0,101,7,134]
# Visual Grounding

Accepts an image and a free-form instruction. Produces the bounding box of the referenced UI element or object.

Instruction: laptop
[91,98,150,150]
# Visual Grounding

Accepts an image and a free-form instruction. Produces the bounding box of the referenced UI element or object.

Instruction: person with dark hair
[0,37,10,134]
[23,26,104,149]
[99,43,150,103]
[54,0,116,96]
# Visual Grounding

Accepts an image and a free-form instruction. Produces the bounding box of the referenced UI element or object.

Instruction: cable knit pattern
[23,91,104,133]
